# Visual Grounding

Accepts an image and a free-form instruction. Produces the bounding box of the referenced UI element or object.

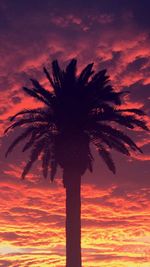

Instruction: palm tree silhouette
[5,59,148,267]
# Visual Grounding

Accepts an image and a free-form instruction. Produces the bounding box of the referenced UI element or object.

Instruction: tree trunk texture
[64,170,82,267]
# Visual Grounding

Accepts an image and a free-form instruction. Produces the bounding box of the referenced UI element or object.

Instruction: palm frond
[107,92,122,105]
[10,108,47,121]
[110,115,135,129]
[93,109,148,130]
[92,103,114,114]
[87,151,93,172]
[116,108,145,116]
[130,118,149,131]
[65,59,77,79]
[86,69,110,96]
[22,131,38,152]
[91,123,142,153]
[94,113,134,129]
[22,126,47,152]
[87,87,122,110]
[5,127,34,157]
[106,135,130,155]
[115,114,148,130]
[90,69,108,85]
[42,144,51,178]
[30,79,54,102]
[98,91,122,105]
[22,140,45,179]
[52,60,63,95]
[109,138,130,155]
[5,117,48,134]
[78,63,94,85]
[91,132,130,156]
[98,144,116,174]
[23,87,50,106]
[50,159,57,181]
[43,66,55,89]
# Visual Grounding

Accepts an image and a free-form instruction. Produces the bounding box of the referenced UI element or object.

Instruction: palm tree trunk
[63,170,82,267]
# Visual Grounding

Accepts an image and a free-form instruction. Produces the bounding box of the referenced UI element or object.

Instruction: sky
[0,0,150,266]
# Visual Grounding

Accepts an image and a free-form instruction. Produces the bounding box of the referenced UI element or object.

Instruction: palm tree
[4,59,148,267]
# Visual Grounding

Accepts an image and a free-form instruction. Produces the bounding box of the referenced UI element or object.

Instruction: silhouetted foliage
[5,59,148,185]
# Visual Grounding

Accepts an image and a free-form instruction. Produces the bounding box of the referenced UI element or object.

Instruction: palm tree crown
[5,59,148,186]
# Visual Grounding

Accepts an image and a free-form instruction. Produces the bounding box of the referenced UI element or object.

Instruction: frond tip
[50,160,57,181]
[5,127,34,157]
[98,145,116,174]
[22,140,44,179]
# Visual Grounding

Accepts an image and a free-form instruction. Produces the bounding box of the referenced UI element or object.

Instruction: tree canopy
[5,59,148,185]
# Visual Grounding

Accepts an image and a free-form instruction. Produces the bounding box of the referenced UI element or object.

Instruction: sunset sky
[0,0,150,266]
